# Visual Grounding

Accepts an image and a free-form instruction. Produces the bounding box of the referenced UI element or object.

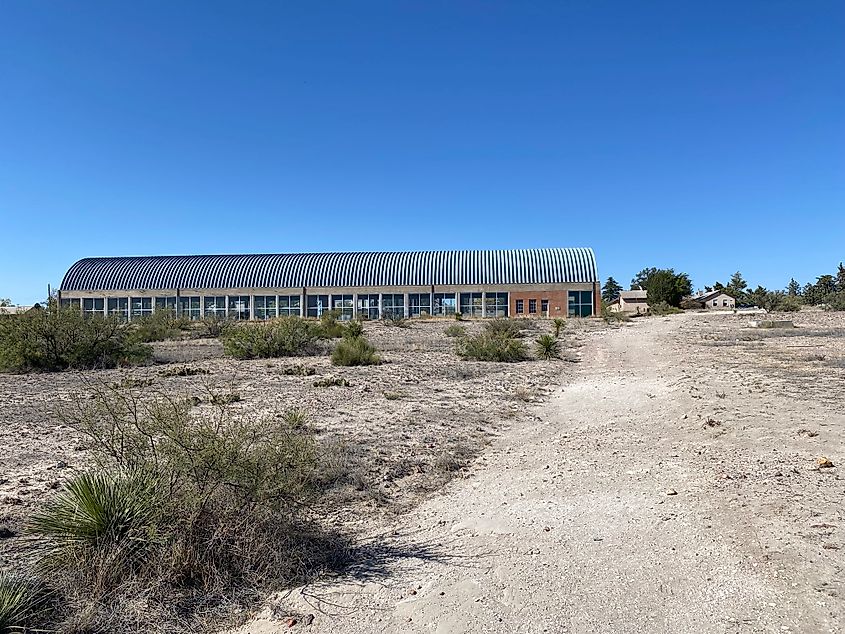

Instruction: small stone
[0,527,15,538]
[409,589,417,595]
[56,460,68,469]
[286,617,297,628]
[304,614,314,625]
[817,457,834,469]
[666,489,678,496]
[543,526,551,532]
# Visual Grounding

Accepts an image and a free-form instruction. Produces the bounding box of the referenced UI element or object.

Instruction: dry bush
[457,330,527,362]
[444,324,466,338]
[197,315,235,338]
[27,382,346,632]
[483,319,524,339]
[0,302,151,373]
[131,310,190,343]
[331,336,381,366]
[222,317,322,359]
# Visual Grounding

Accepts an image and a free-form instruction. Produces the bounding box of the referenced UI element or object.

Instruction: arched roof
[60,248,598,291]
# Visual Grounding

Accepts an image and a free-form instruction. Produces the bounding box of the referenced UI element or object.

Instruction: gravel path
[237,314,842,634]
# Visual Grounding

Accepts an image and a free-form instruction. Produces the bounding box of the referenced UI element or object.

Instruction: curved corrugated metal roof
[60,248,598,291]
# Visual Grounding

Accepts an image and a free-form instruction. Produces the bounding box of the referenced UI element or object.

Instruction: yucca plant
[552,318,565,338]
[0,573,47,632]
[535,334,561,360]
[29,471,161,570]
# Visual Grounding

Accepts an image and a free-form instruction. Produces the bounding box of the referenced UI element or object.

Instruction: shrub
[313,376,350,387]
[825,292,845,311]
[649,302,683,316]
[222,317,321,359]
[41,383,324,628]
[0,302,151,373]
[601,305,630,323]
[197,315,234,338]
[130,310,190,343]
[457,332,527,362]
[344,320,364,339]
[444,324,466,338]
[0,572,48,632]
[331,336,381,366]
[483,319,523,339]
[535,334,561,360]
[454,312,463,321]
[779,296,802,312]
[317,310,345,338]
[382,313,409,328]
[29,471,162,573]
[552,318,566,338]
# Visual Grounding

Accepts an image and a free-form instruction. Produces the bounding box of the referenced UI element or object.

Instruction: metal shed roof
[60,248,598,291]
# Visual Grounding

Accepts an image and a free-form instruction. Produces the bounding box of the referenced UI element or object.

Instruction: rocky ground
[0,318,594,573]
[233,310,844,634]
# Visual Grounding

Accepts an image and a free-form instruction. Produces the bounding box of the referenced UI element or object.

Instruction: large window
[83,298,104,316]
[130,297,153,319]
[254,295,277,320]
[381,294,405,318]
[179,296,201,320]
[484,293,508,318]
[460,293,483,318]
[331,294,354,320]
[409,293,432,317]
[307,295,329,318]
[204,296,227,318]
[279,295,302,317]
[155,297,177,314]
[357,294,380,320]
[432,293,457,317]
[568,290,594,317]
[228,296,250,320]
[528,299,537,314]
[60,298,81,311]
[107,297,129,321]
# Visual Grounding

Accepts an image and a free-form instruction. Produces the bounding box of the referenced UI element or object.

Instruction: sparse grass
[444,324,466,338]
[484,319,524,339]
[457,332,527,362]
[331,337,381,366]
[601,305,631,323]
[382,313,410,328]
[210,391,241,405]
[281,408,309,429]
[222,317,322,359]
[280,364,316,376]
[534,334,561,360]
[197,315,234,338]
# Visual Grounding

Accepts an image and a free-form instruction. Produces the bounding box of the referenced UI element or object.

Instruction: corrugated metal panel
[60,248,599,291]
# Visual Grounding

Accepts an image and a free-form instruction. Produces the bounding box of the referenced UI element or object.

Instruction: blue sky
[1,1,843,304]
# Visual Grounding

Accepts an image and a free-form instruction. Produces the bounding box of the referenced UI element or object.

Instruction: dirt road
[239,314,843,633]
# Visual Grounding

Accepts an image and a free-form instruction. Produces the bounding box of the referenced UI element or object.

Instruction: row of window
[61,291,594,320]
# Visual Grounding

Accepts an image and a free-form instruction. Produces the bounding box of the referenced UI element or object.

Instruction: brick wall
[510,290,569,317]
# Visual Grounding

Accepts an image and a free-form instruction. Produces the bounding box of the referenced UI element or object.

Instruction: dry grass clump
[0,572,49,632]
[457,320,527,362]
[131,310,191,342]
[0,302,151,373]
[444,324,466,338]
[331,336,381,366]
[19,382,347,632]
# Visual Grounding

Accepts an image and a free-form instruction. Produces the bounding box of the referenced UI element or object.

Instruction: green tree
[0,298,11,307]
[601,277,622,303]
[786,278,801,297]
[631,268,692,307]
[725,272,747,301]
[837,263,845,292]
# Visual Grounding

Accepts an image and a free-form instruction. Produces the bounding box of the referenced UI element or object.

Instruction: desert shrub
[779,296,802,312]
[483,319,524,339]
[535,334,561,360]
[825,292,845,311]
[280,364,316,376]
[39,383,325,629]
[382,313,409,328]
[457,332,527,362]
[454,312,463,321]
[0,302,151,373]
[130,310,190,343]
[316,310,345,338]
[601,305,630,323]
[344,319,364,339]
[444,324,466,338]
[331,336,381,366]
[313,376,350,387]
[29,471,162,574]
[197,315,234,338]
[649,302,682,316]
[222,317,321,359]
[552,318,565,337]
[0,572,48,632]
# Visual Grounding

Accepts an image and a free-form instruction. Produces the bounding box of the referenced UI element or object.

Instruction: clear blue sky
[1,1,843,304]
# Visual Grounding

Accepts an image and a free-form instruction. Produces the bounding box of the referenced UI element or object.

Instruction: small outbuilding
[607,290,649,314]
[685,291,736,310]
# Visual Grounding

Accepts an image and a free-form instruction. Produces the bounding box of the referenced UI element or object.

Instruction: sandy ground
[233,311,844,634]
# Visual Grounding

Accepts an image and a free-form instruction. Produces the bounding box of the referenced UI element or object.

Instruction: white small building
[607,290,649,314]
[687,291,735,310]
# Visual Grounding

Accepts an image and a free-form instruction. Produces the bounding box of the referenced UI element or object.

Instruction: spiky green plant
[535,334,561,360]
[282,407,309,429]
[0,573,46,633]
[552,318,566,338]
[29,471,161,569]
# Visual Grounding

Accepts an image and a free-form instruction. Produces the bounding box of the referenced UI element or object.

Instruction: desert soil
[235,311,844,634]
